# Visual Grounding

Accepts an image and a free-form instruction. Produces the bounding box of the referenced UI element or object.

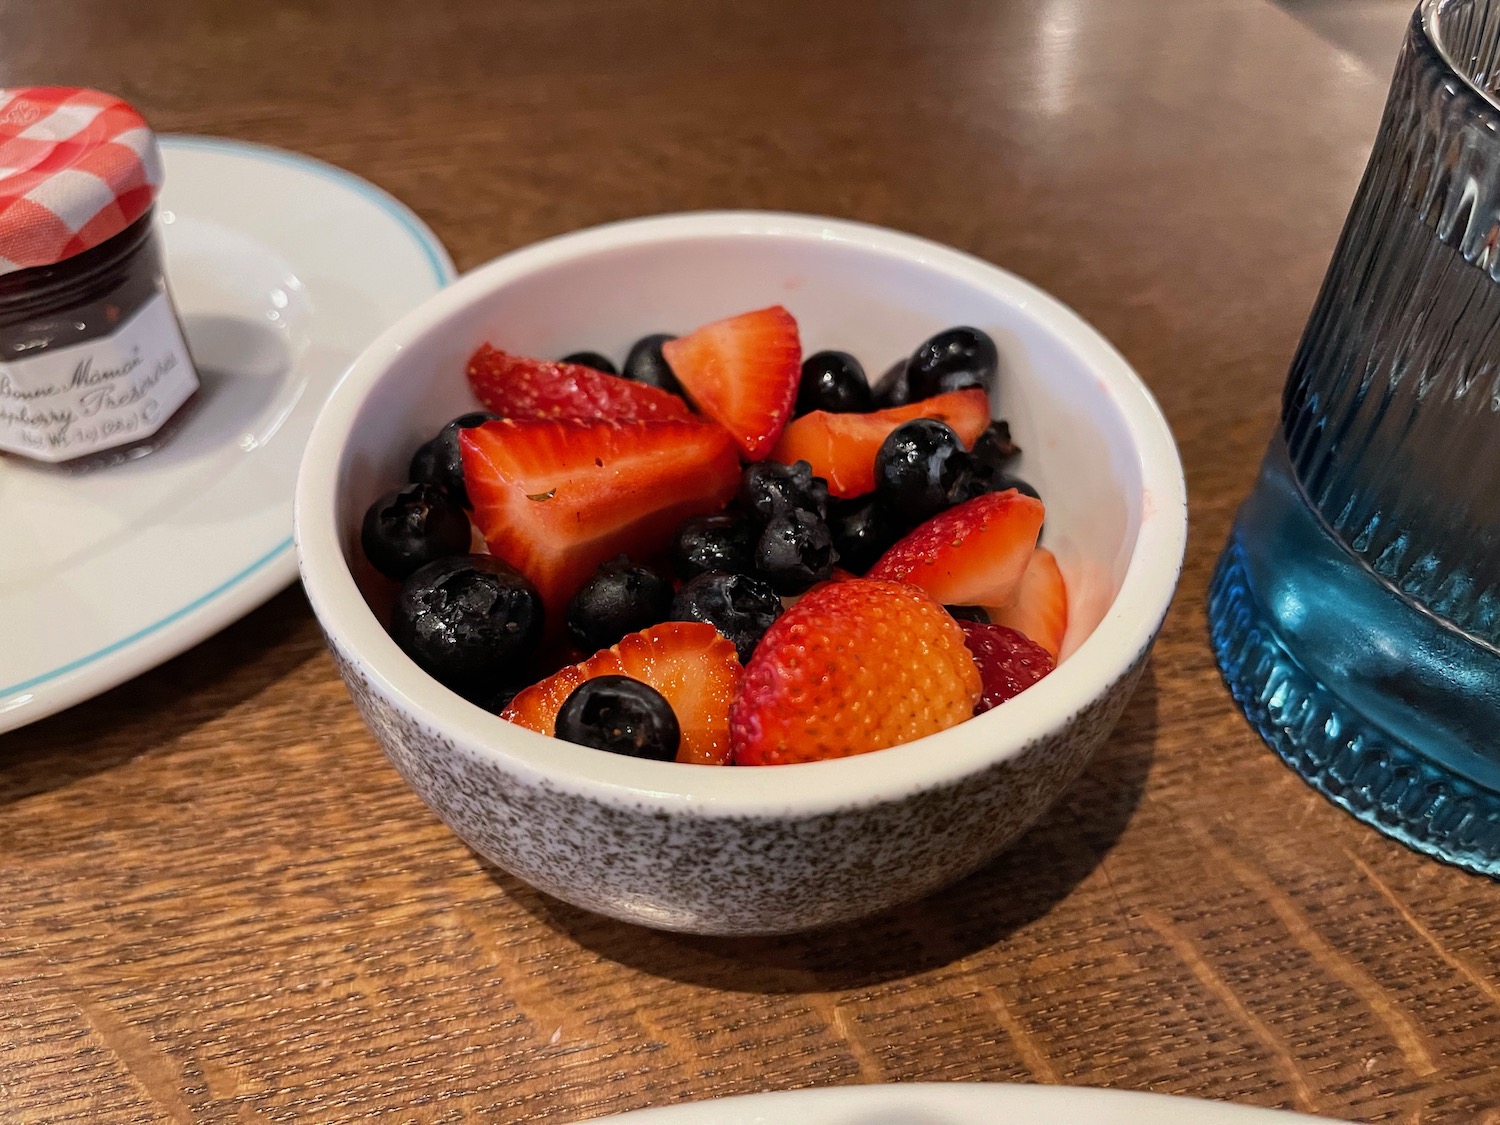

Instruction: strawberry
[460,418,739,620]
[959,621,1054,713]
[868,489,1044,607]
[988,545,1068,659]
[502,622,742,765]
[660,306,800,460]
[730,578,981,765]
[466,344,692,422]
[767,388,990,498]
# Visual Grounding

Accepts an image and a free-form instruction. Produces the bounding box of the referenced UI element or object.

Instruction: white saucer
[0,136,454,733]
[578,1084,1340,1124]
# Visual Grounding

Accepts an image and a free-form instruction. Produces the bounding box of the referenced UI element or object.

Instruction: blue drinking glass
[1209,0,1500,875]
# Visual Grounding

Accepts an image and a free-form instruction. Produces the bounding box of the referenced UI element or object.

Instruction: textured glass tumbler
[1209,0,1500,875]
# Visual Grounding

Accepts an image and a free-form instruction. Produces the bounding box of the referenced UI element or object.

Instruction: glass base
[1209,536,1500,877]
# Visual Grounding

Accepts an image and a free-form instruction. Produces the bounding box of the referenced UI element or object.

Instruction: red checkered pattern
[0,87,162,275]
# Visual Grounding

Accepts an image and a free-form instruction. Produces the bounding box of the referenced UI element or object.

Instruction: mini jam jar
[0,87,197,467]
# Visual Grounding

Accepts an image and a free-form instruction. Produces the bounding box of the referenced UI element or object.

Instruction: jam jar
[0,87,197,467]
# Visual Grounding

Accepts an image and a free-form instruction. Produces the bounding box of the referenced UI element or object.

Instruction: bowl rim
[295,210,1187,816]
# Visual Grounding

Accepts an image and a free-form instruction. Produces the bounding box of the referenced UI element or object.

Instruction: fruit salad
[356,305,1068,766]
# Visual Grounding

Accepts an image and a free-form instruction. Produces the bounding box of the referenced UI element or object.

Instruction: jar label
[0,291,198,463]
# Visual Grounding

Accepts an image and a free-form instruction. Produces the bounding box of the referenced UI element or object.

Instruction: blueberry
[1009,476,1042,501]
[409,411,498,506]
[566,555,673,653]
[671,572,783,662]
[945,605,991,624]
[672,512,757,581]
[756,509,836,595]
[739,459,829,523]
[360,483,472,581]
[466,681,524,714]
[970,420,1021,470]
[623,333,682,395]
[906,326,999,400]
[827,495,898,575]
[559,350,617,375]
[945,456,1042,507]
[871,357,914,408]
[946,461,994,508]
[554,675,680,761]
[391,554,544,703]
[796,351,872,415]
[875,419,968,528]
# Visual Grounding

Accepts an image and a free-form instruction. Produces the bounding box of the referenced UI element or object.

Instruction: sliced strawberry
[502,622,742,765]
[660,306,800,460]
[768,388,990,498]
[988,546,1068,659]
[460,418,739,621]
[466,344,692,422]
[868,489,1044,607]
[730,578,981,765]
[959,621,1054,713]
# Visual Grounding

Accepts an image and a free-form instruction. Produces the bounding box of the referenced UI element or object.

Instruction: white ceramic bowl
[295,211,1187,936]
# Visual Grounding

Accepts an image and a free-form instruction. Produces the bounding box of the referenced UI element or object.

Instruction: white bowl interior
[303,213,1185,810]
[339,232,1139,656]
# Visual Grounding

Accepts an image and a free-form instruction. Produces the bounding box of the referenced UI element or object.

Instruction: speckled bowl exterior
[329,634,1148,933]
[295,212,1187,936]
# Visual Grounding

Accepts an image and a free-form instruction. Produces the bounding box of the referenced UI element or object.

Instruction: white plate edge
[0,135,455,732]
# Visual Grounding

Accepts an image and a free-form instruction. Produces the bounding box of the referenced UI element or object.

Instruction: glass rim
[1419,0,1500,115]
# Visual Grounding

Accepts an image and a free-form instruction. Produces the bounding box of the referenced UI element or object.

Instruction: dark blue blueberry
[906,326,999,400]
[670,571,783,663]
[945,605,991,624]
[623,333,682,395]
[566,555,673,653]
[391,554,544,702]
[1009,476,1042,501]
[672,512,757,581]
[554,675,680,761]
[827,495,896,575]
[875,418,967,528]
[739,459,829,523]
[871,357,914,408]
[408,411,498,506]
[465,681,525,714]
[361,482,471,581]
[945,456,1042,507]
[796,350,872,415]
[755,508,836,595]
[559,351,617,375]
[970,420,1021,470]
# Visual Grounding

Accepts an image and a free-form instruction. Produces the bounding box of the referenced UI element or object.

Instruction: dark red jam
[0,207,198,468]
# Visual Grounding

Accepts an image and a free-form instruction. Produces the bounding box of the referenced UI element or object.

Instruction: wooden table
[5,0,1496,1121]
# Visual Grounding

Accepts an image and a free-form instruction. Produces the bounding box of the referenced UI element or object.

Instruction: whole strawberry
[959,620,1054,713]
[730,578,981,765]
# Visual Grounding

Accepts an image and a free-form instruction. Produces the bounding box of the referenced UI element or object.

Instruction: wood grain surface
[4,0,1498,1121]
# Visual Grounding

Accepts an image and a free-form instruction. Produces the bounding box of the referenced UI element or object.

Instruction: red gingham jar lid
[0,87,163,276]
